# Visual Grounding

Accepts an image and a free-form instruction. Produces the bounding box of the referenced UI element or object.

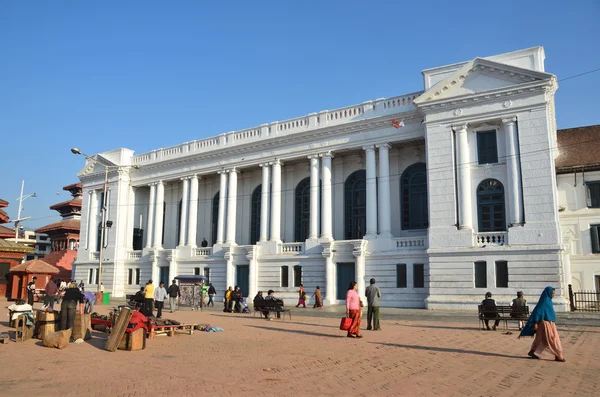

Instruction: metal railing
[569,284,600,312]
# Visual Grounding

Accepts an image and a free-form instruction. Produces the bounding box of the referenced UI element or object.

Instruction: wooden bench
[478,305,529,330]
[253,300,292,320]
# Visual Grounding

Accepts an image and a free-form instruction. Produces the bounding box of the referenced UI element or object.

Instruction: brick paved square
[1,302,598,397]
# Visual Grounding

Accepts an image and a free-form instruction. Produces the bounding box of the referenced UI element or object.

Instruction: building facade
[74,47,569,310]
[556,125,600,292]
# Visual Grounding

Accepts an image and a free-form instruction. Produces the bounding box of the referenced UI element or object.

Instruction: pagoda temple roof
[0,238,34,253]
[50,197,82,211]
[35,218,80,234]
[0,224,15,238]
[63,182,83,191]
[0,198,7,207]
[0,209,8,224]
[11,259,59,274]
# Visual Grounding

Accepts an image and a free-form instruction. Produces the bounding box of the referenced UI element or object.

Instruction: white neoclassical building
[74,46,571,310]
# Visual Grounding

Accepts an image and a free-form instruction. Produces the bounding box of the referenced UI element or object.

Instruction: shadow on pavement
[400,324,485,332]
[246,325,343,339]
[371,342,525,359]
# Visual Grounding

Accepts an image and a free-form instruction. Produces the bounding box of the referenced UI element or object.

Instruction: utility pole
[14,180,36,242]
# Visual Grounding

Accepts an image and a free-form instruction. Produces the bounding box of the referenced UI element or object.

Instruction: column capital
[228,167,240,174]
[217,170,227,175]
[319,151,335,159]
[453,123,469,133]
[272,159,284,166]
[259,162,273,168]
[501,117,517,125]
[376,143,391,150]
[189,174,199,180]
[148,182,156,187]
[156,180,164,186]
[308,154,319,161]
[362,145,375,152]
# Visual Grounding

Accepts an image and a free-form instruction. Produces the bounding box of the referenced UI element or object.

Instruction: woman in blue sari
[519,286,565,362]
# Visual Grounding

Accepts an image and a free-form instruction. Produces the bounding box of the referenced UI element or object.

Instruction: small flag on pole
[392,119,404,129]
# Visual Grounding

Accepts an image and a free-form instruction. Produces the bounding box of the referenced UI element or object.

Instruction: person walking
[44,277,59,311]
[207,283,216,307]
[520,286,566,362]
[296,284,307,308]
[365,278,382,331]
[27,277,37,306]
[312,286,323,309]
[60,282,84,341]
[167,280,180,313]
[345,281,363,338]
[144,280,155,317]
[154,282,168,318]
[482,292,500,330]
[511,291,528,330]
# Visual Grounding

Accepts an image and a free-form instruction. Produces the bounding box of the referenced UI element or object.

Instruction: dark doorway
[336,262,355,300]
[159,266,169,286]
[236,265,250,297]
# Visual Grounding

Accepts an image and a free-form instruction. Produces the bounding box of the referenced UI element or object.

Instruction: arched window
[401,163,428,230]
[295,178,321,242]
[344,170,367,240]
[477,179,506,232]
[250,185,261,245]
[211,192,219,245]
[176,199,182,244]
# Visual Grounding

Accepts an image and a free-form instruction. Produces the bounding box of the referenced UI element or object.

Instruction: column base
[363,233,377,240]
[377,232,393,239]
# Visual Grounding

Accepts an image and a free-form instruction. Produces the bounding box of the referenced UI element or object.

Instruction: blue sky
[1,0,599,229]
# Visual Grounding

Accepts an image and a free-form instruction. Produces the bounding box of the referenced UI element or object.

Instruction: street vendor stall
[174,275,208,311]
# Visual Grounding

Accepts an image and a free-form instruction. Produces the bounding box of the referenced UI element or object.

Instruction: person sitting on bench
[264,290,284,320]
[511,291,528,330]
[482,292,500,331]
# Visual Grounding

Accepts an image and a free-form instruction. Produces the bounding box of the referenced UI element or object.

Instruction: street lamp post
[71,148,140,293]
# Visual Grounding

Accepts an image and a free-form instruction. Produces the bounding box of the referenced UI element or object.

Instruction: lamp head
[132,165,141,169]
[31,193,37,198]
[70,148,82,155]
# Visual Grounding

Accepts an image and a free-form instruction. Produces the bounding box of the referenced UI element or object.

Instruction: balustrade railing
[194,247,213,257]
[131,91,422,165]
[127,250,142,259]
[475,232,507,247]
[394,237,427,249]
[279,242,304,254]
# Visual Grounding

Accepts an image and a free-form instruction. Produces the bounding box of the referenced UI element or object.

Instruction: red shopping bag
[340,317,352,331]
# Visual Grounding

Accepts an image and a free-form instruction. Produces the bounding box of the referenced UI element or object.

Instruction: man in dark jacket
[482,292,500,330]
[231,286,242,313]
[61,282,84,341]
[27,277,37,306]
[167,280,180,313]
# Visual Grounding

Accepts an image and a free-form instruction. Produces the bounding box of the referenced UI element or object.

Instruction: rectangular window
[477,130,498,165]
[587,182,600,208]
[95,268,99,284]
[281,266,289,288]
[474,261,487,288]
[203,267,210,282]
[194,267,200,276]
[413,263,425,288]
[592,225,600,254]
[128,269,133,285]
[88,269,94,285]
[135,269,141,285]
[495,261,509,288]
[293,266,302,287]
[396,264,407,288]
[132,228,144,250]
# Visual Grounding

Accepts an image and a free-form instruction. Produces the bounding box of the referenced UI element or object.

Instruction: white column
[364,145,378,237]
[153,181,165,249]
[270,160,283,242]
[226,169,239,244]
[377,143,392,238]
[178,178,189,246]
[216,171,228,244]
[355,254,366,298]
[503,118,523,226]
[86,190,96,250]
[455,124,473,229]
[187,175,199,247]
[259,163,271,242]
[145,184,155,249]
[247,248,258,299]
[309,155,320,240]
[320,152,334,241]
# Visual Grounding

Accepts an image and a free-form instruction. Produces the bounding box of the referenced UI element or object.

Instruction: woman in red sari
[345,281,362,338]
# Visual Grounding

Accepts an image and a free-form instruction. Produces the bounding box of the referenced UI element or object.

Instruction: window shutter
[591,225,600,254]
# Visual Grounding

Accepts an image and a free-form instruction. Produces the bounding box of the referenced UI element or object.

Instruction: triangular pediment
[414,58,554,105]
[77,154,117,177]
